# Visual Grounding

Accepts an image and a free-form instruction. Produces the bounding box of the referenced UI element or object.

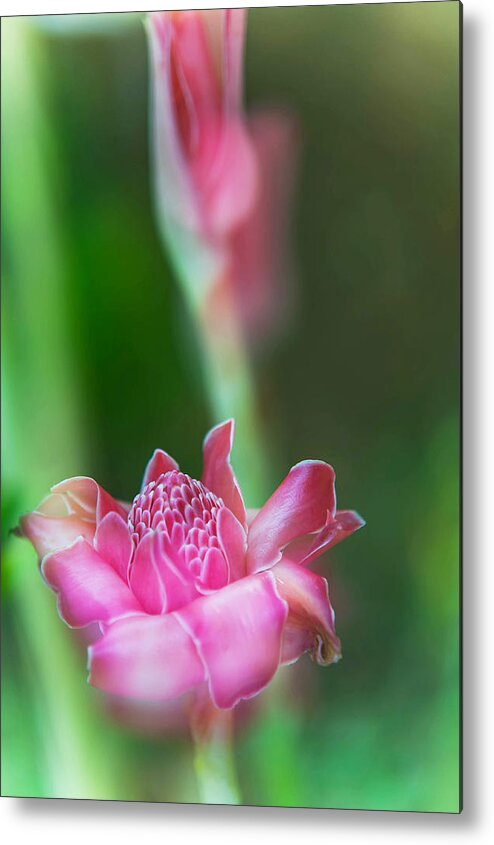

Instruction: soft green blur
[1,3,460,812]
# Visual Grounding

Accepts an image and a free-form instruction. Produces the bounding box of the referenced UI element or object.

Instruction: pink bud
[149,9,256,241]
[148,10,297,340]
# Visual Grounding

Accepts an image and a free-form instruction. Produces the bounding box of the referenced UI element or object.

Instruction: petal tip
[290,458,335,478]
[339,509,366,532]
[203,418,235,448]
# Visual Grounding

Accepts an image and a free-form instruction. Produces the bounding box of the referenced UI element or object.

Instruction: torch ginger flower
[20,421,364,710]
[149,9,297,339]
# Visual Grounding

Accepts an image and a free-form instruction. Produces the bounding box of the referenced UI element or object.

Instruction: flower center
[128,470,224,566]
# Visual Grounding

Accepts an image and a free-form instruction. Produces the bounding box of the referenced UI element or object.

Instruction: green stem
[4,539,121,799]
[159,220,269,506]
[197,278,268,506]
[191,699,240,805]
[2,19,120,799]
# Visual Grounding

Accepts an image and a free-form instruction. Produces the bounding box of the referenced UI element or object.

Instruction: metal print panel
[1,1,461,813]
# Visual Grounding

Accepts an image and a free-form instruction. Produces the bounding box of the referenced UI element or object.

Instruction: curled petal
[246,461,336,573]
[94,512,134,581]
[19,509,95,559]
[36,492,75,517]
[88,613,206,701]
[202,419,246,526]
[141,448,179,490]
[177,571,288,709]
[51,476,127,524]
[273,561,341,666]
[41,538,142,628]
[284,509,366,569]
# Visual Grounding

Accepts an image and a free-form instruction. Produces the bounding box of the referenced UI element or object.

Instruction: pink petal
[202,419,246,527]
[177,571,288,709]
[129,533,165,615]
[156,532,203,611]
[41,538,142,628]
[19,510,95,559]
[94,512,134,581]
[129,533,166,614]
[216,506,247,581]
[192,116,259,238]
[246,461,336,573]
[129,531,198,615]
[168,10,221,147]
[273,561,341,666]
[141,448,179,490]
[51,476,127,524]
[36,492,74,517]
[88,613,206,701]
[196,547,230,593]
[283,509,366,568]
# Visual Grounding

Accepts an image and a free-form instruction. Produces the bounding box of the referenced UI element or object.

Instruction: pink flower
[149,9,297,339]
[20,421,363,710]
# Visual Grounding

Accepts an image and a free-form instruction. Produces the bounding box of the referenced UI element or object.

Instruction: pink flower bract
[20,421,364,710]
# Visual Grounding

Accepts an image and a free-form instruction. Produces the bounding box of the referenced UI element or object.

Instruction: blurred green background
[1,2,460,812]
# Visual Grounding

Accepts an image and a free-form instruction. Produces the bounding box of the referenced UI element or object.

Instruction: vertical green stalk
[3,540,120,799]
[2,19,119,799]
[190,699,240,805]
[197,278,268,507]
[160,220,269,507]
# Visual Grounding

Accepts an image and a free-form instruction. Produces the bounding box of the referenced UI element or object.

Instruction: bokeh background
[1,2,460,812]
